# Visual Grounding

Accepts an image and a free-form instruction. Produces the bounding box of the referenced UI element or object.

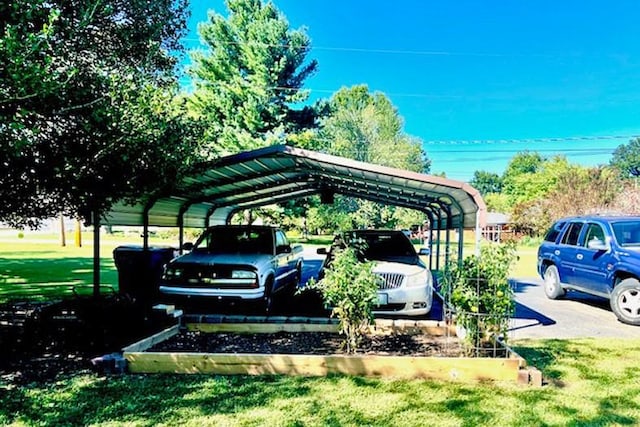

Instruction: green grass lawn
[0,232,177,303]
[1,338,639,426]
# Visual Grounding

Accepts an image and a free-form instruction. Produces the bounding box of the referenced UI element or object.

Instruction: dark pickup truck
[159,225,303,312]
[537,215,640,325]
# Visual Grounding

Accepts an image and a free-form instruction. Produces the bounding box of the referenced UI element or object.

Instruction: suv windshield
[194,228,272,254]
[612,221,640,247]
[334,231,418,264]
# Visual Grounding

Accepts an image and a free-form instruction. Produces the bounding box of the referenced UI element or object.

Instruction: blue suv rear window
[561,222,583,246]
[544,221,565,242]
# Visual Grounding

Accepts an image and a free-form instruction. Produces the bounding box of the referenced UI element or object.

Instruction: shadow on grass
[0,257,117,302]
[0,375,317,426]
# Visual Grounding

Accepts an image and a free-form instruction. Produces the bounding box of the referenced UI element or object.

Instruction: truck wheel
[293,264,302,287]
[543,265,565,299]
[262,279,274,315]
[611,278,640,326]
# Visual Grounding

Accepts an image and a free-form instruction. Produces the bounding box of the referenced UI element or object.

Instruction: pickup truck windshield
[194,228,273,254]
[612,221,640,247]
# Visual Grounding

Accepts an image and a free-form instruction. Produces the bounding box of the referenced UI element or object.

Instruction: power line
[431,148,615,153]
[435,151,612,164]
[422,135,638,145]
[179,38,597,59]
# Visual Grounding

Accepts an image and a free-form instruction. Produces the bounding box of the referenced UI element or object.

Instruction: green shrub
[441,242,517,355]
[305,246,380,353]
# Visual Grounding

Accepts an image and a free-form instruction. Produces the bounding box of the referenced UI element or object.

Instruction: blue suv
[537,215,640,325]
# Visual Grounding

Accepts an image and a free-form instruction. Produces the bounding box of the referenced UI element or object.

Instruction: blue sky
[182,1,640,181]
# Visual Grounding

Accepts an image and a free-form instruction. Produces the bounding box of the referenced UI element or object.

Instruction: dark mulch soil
[149,330,464,357]
[1,298,462,387]
[0,298,172,386]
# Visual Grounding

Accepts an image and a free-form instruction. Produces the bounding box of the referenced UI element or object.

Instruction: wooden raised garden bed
[122,316,536,384]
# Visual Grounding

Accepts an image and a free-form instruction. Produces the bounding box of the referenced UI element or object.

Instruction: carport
[99,145,485,289]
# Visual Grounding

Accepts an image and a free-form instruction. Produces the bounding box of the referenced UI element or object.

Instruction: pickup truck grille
[376,272,405,290]
[163,265,258,289]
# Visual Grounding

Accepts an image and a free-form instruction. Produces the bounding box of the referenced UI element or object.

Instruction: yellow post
[75,218,82,247]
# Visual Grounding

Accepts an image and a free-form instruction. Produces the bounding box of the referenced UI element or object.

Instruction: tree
[469,171,503,195]
[188,0,321,154]
[511,166,623,236]
[310,85,431,231]
[502,154,571,207]
[544,167,621,219]
[501,151,544,198]
[610,137,640,179]
[319,85,430,173]
[0,0,197,228]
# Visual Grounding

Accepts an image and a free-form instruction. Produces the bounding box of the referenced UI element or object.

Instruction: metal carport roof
[103,144,486,232]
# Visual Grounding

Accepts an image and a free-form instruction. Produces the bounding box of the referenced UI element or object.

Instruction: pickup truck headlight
[231,270,257,279]
[162,267,183,280]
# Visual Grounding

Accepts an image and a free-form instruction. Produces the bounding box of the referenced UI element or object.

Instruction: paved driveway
[509,277,640,340]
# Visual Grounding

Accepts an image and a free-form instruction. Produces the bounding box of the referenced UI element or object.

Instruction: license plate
[377,293,388,306]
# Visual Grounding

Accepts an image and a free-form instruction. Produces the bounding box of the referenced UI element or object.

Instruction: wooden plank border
[122,324,180,353]
[184,319,455,336]
[187,322,339,334]
[122,321,529,383]
[124,352,523,382]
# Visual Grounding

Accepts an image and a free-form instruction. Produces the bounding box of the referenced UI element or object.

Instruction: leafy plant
[441,242,517,355]
[305,245,380,353]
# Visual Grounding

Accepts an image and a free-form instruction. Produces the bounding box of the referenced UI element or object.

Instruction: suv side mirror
[182,242,194,251]
[418,247,430,256]
[587,239,608,251]
[316,247,328,255]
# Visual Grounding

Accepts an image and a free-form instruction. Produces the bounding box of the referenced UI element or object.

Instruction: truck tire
[543,265,565,299]
[611,278,640,326]
[293,263,302,287]
[262,278,274,315]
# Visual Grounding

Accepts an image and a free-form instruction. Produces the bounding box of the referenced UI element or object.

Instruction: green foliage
[442,243,517,354]
[470,171,503,195]
[305,246,380,353]
[510,165,623,236]
[319,85,430,173]
[307,203,354,234]
[0,0,197,228]
[610,137,640,178]
[502,151,544,185]
[483,193,510,213]
[188,0,320,154]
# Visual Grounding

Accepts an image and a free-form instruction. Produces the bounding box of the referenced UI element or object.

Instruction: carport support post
[435,212,442,271]
[457,221,464,266]
[93,209,101,298]
[445,227,451,267]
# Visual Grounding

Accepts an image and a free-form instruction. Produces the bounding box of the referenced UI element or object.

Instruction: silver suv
[317,230,433,317]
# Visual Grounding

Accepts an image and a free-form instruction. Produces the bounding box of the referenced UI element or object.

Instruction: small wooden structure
[481,212,511,242]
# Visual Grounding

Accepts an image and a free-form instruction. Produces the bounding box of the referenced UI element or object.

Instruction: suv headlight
[405,270,429,288]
